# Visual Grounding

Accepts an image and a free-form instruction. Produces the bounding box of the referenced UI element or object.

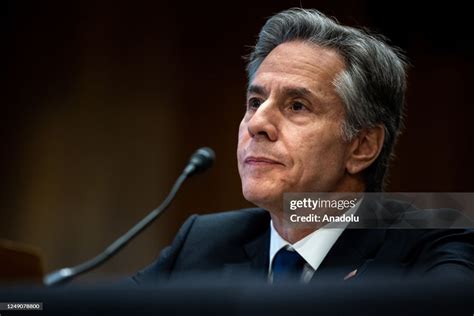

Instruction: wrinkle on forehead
[255,41,346,84]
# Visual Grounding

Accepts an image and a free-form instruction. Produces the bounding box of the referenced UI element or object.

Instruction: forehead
[251,41,346,95]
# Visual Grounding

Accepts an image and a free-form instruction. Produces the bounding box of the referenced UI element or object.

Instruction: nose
[246,100,278,141]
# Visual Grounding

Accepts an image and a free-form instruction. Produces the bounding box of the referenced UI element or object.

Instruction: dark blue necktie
[272,248,306,283]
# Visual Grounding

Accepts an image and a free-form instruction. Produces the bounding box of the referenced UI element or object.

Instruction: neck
[270,176,365,244]
[271,213,322,243]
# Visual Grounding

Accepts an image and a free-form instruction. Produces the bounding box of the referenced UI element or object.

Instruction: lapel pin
[344,269,358,280]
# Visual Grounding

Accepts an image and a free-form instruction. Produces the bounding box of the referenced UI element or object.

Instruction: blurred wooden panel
[0,239,44,285]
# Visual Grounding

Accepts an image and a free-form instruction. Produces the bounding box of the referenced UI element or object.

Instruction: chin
[242,185,282,211]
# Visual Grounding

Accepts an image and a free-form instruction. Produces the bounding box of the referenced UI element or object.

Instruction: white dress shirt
[269,201,360,282]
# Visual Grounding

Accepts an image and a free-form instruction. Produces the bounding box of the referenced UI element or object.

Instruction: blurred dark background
[2,1,473,282]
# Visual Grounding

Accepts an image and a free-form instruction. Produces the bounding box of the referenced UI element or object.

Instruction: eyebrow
[247,84,267,98]
[247,84,314,99]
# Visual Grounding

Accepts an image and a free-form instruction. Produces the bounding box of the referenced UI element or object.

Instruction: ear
[345,125,385,175]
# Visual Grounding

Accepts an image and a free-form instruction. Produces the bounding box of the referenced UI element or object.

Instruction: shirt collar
[269,199,361,272]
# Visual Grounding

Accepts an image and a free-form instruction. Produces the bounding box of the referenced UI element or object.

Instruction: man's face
[237,41,352,211]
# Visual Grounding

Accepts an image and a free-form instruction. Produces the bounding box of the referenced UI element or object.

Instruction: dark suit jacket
[131,199,474,285]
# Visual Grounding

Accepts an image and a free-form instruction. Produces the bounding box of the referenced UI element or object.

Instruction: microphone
[184,147,215,177]
[44,147,215,286]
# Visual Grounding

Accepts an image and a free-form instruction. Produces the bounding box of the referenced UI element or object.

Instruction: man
[132,8,473,284]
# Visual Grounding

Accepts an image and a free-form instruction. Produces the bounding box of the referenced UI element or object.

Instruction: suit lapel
[312,228,386,282]
[219,206,387,282]
[222,225,270,279]
[311,195,402,282]
[220,201,391,282]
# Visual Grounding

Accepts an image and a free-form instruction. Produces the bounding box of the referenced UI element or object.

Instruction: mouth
[244,156,284,166]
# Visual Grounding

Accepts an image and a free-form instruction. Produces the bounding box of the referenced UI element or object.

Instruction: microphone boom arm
[43,147,215,286]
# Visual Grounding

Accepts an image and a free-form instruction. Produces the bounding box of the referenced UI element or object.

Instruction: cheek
[290,126,347,183]
[237,119,248,164]
[238,116,249,139]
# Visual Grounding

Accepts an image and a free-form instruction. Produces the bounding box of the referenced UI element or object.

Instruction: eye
[247,97,262,110]
[290,101,307,112]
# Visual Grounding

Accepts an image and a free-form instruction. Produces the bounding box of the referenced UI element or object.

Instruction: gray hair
[246,8,408,192]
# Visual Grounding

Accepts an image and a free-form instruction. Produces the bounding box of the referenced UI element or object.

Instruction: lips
[244,156,284,165]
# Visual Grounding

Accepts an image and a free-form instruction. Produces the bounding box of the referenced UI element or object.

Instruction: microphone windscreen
[188,147,215,175]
